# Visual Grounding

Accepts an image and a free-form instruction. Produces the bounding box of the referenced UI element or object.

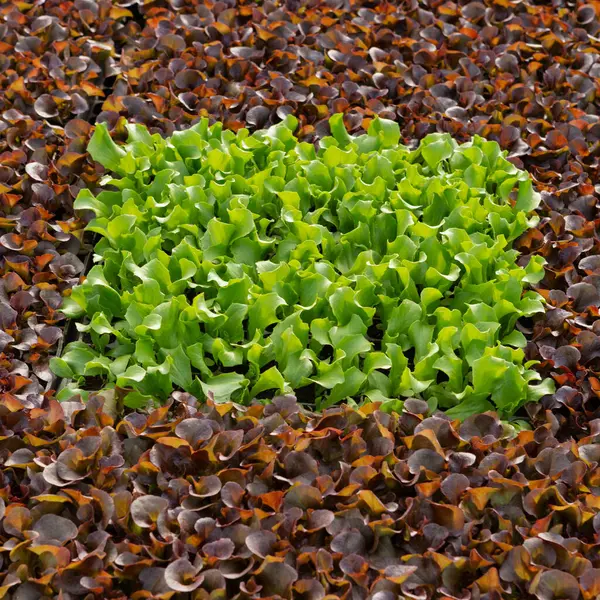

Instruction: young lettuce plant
[53,114,554,416]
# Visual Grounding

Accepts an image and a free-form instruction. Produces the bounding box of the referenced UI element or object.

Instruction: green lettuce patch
[54,114,553,415]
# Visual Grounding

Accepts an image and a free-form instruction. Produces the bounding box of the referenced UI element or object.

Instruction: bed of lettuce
[52,115,554,417]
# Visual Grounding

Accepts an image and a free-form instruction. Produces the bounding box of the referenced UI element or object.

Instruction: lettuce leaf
[59,117,553,416]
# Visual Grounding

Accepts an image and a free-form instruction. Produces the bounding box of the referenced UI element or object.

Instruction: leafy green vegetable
[59,117,553,415]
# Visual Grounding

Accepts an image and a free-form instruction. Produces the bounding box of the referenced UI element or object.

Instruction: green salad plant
[53,114,554,417]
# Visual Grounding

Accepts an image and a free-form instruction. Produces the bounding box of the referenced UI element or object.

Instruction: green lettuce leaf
[57,117,552,418]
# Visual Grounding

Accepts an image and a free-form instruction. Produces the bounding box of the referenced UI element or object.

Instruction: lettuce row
[53,114,554,416]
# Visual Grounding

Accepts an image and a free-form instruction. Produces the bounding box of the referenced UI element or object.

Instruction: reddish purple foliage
[0,394,599,599]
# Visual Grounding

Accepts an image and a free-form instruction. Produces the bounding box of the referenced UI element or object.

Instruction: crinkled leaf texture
[59,116,553,416]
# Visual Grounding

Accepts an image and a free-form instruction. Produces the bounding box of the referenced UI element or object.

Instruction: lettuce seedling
[53,115,553,415]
